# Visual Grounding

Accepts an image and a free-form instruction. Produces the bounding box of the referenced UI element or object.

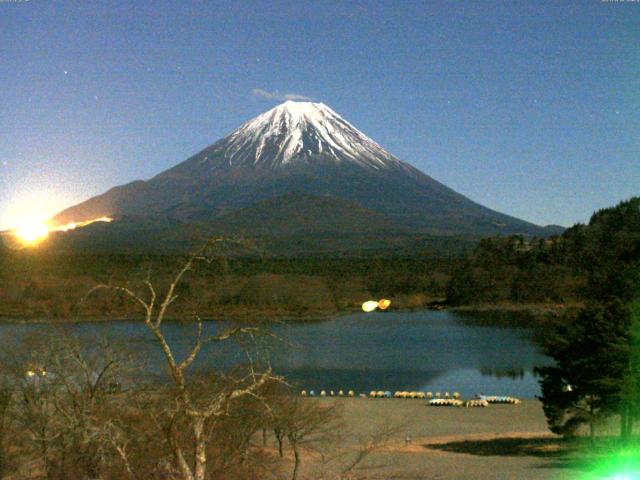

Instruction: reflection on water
[0,310,551,398]
[269,311,550,397]
[479,368,526,380]
[454,310,537,328]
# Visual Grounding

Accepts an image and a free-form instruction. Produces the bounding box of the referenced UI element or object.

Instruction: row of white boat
[299,390,520,406]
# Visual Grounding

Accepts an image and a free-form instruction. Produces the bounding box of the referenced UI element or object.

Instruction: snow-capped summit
[53,101,553,239]
[203,101,403,170]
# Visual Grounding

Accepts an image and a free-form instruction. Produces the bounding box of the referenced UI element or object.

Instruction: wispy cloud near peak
[252,88,312,102]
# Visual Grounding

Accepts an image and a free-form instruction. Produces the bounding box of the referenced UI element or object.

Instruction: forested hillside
[1,198,636,322]
[445,197,639,308]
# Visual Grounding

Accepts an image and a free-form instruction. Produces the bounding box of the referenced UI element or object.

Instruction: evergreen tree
[536,198,640,440]
[536,301,630,438]
[619,298,640,439]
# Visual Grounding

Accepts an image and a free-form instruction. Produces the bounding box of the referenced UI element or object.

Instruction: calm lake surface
[0,310,550,398]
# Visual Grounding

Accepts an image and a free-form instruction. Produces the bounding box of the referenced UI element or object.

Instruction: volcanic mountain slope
[54,101,552,237]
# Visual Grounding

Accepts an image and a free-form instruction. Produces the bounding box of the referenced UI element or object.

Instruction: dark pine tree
[536,197,640,440]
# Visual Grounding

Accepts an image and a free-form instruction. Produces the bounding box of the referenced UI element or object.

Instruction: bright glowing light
[11,216,113,247]
[3,189,73,232]
[362,299,391,312]
[362,300,379,312]
[579,446,640,480]
[14,220,50,245]
[55,216,113,232]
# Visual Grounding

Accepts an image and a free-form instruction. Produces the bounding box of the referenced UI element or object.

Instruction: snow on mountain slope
[201,101,406,170]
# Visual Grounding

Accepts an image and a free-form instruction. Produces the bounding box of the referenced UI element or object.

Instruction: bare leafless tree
[0,379,12,478]
[0,329,141,480]
[90,238,279,480]
[305,414,406,480]
[265,385,343,480]
[281,396,340,480]
[337,420,404,480]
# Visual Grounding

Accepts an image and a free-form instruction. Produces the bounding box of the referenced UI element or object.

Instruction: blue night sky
[1,0,638,229]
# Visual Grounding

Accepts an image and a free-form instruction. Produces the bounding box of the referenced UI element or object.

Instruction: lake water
[0,310,550,398]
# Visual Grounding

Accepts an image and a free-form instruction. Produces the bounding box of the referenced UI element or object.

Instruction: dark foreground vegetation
[0,330,369,480]
[0,243,398,480]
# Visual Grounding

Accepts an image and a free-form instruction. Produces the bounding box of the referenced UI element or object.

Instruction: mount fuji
[53,101,556,242]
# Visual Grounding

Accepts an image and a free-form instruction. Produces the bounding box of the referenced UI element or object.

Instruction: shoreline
[0,301,574,325]
[450,302,581,316]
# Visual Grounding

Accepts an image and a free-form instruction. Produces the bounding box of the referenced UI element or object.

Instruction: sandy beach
[292,398,579,480]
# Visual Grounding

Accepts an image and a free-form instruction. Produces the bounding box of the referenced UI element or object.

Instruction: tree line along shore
[0,197,636,324]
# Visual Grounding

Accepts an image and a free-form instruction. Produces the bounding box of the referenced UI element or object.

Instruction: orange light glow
[13,220,50,245]
[12,217,113,246]
[55,217,113,232]
[378,299,391,310]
